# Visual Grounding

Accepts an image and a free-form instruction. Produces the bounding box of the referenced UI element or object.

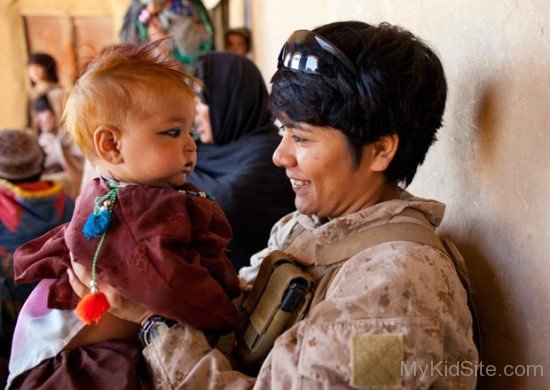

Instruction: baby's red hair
[63,41,195,158]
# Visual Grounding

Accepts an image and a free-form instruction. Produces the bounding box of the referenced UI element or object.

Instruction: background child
[31,94,84,199]
[224,27,253,58]
[0,129,73,386]
[8,42,240,388]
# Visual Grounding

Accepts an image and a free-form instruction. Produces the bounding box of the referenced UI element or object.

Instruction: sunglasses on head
[277,29,357,78]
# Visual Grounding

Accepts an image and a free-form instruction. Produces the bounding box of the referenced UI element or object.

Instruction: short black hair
[28,52,59,83]
[269,21,447,186]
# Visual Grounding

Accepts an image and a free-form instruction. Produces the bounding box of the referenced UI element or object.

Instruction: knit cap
[0,129,44,181]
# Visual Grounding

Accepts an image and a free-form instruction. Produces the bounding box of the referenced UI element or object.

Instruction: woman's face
[225,34,248,56]
[194,96,214,144]
[36,110,57,133]
[27,64,48,83]
[273,120,388,218]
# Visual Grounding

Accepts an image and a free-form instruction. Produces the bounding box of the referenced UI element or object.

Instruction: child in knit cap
[0,129,73,385]
[8,42,240,388]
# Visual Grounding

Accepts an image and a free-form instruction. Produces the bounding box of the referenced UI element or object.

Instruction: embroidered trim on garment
[177,189,215,201]
[0,178,63,199]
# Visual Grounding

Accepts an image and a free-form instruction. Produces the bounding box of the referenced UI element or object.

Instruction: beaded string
[75,185,119,324]
[76,185,214,324]
[84,186,119,293]
[177,189,215,201]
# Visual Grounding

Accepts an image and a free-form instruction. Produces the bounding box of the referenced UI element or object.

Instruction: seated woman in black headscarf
[190,52,294,270]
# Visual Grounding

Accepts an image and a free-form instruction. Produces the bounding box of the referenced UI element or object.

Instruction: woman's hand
[67,262,153,325]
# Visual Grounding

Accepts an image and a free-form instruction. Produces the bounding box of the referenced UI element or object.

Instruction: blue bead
[82,210,112,240]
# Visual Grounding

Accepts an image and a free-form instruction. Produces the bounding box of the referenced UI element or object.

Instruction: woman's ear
[94,126,123,165]
[369,133,399,172]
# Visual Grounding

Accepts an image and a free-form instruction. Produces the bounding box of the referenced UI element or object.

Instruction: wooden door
[25,16,115,87]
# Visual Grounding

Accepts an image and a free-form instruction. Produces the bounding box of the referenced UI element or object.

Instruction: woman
[190,52,294,270]
[27,53,64,130]
[119,0,214,72]
[69,21,478,388]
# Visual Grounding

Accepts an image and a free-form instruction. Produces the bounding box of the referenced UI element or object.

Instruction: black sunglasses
[277,29,357,78]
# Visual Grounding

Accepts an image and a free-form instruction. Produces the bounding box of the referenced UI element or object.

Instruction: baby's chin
[164,174,189,188]
[107,171,190,188]
[132,178,186,188]
[156,179,187,188]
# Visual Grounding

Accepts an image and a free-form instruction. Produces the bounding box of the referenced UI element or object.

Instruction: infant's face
[113,88,197,188]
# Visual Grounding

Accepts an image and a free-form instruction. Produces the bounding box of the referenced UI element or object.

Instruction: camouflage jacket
[143,191,478,389]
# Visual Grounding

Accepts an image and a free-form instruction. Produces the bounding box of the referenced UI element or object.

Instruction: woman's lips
[290,179,307,186]
[289,178,310,192]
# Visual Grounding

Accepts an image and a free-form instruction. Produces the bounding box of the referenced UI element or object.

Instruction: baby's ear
[94,125,123,165]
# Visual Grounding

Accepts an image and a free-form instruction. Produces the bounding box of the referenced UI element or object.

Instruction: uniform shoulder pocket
[298,317,442,388]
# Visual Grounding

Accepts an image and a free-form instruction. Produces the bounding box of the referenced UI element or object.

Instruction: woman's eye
[163,127,181,137]
[292,134,306,143]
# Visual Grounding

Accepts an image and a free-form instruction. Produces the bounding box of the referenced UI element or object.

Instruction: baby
[8,42,240,388]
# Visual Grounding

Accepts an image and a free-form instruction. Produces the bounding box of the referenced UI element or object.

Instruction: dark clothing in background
[189,52,294,270]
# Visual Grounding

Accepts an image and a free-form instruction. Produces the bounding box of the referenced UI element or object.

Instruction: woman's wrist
[139,311,155,327]
[139,315,178,347]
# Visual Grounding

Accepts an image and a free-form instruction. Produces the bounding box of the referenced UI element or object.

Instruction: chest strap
[286,221,447,266]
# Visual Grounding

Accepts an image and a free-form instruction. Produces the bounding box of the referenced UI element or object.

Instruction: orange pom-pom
[75,292,110,325]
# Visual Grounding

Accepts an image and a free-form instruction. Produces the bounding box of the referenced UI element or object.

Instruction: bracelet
[139,315,178,347]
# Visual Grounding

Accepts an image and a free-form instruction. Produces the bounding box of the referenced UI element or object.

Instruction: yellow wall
[229,0,245,27]
[251,1,550,388]
[1,0,548,387]
[0,0,129,130]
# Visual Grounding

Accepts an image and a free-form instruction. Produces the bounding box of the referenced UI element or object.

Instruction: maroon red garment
[10,339,143,390]
[14,178,240,330]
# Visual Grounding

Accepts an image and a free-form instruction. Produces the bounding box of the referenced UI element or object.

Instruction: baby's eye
[163,127,181,137]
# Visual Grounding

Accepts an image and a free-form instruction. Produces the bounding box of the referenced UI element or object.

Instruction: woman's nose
[272,134,294,168]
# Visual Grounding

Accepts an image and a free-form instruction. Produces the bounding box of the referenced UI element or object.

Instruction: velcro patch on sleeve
[350,333,404,389]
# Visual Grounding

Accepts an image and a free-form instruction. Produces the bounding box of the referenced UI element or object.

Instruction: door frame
[0,0,126,129]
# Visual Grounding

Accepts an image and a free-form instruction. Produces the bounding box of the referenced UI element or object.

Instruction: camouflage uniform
[144,191,478,389]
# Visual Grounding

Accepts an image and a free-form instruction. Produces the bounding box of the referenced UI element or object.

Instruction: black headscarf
[188,52,294,270]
